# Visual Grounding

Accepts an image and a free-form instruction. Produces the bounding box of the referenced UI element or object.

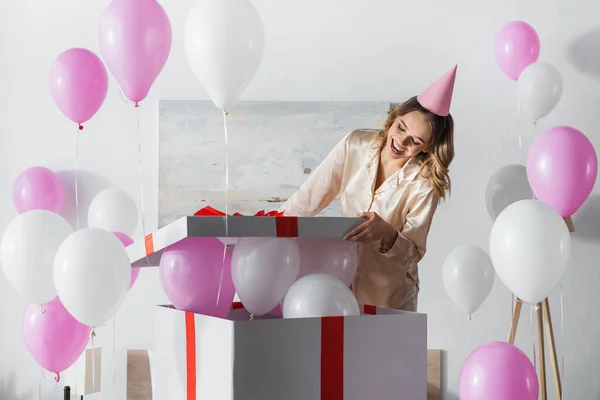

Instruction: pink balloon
[113,232,139,289]
[459,342,538,400]
[494,21,540,80]
[527,126,598,217]
[130,265,141,288]
[22,297,91,376]
[49,48,108,129]
[99,0,172,105]
[13,166,64,214]
[159,237,234,318]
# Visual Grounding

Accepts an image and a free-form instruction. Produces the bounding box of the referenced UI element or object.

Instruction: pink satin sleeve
[377,187,439,278]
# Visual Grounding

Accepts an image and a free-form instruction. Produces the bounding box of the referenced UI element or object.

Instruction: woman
[280,65,457,311]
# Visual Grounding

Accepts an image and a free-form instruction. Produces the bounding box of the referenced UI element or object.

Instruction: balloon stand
[564,215,575,232]
[506,216,573,400]
[151,301,427,400]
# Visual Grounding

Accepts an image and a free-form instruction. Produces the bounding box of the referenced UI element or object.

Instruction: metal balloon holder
[507,216,572,400]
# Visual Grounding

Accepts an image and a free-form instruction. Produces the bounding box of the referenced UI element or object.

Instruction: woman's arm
[279,132,351,217]
[377,188,439,263]
[344,186,439,263]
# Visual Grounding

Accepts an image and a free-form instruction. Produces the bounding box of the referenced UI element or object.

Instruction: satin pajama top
[279,129,440,311]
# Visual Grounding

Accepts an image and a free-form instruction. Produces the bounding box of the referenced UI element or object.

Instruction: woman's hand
[344,212,398,246]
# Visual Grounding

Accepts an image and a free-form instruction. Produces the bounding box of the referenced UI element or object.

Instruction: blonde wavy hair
[380,96,454,198]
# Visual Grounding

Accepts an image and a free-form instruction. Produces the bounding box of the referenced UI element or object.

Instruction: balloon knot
[55,373,60,382]
[249,314,254,321]
[91,328,96,338]
[39,306,46,315]
[467,314,472,321]
[222,109,229,116]
[78,124,84,131]
[134,102,140,108]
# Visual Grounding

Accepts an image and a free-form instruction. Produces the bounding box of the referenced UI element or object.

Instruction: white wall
[1,0,600,398]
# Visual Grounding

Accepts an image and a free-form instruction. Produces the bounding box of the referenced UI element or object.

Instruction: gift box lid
[128,215,363,268]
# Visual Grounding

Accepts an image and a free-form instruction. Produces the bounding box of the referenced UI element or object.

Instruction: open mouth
[390,139,405,156]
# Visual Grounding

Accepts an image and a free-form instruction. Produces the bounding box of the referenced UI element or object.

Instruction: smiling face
[385,111,433,160]
[380,96,455,198]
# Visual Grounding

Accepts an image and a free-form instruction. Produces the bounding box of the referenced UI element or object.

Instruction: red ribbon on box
[184,303,377,400]
[193,206,298,237]
[144,234,154,256]
[185,312,197,400]
[321,316,344,399]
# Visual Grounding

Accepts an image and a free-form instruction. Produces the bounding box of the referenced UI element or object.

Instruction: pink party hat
[417,65,457,117]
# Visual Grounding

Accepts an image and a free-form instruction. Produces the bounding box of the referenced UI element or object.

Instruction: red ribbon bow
[194,206,285,217]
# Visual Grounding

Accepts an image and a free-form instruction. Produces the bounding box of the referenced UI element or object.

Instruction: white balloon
[517,61,563,121]
[184,0,265,110]
[485,164,533,221]
[0,210,72,305]
[489,200,571,305]
[88,188,138,236]
[231,237,300,316]
[54,228,131,326]
[283,274,360,319]
[442,244,495,317]
[297,238,358,286]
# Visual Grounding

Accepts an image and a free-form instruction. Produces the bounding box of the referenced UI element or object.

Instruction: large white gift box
[151,302,427,400]
[131,214,428,398]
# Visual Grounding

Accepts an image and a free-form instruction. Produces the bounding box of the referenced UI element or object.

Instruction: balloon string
[467,316,472,350]
[91,329,96,391]
[516,99,523,154]
[73,356,78,397]
[38,368,43,400]
[530,304,537,371]
[75,128,80,230]
[136,110,170,307]
[557,0,563,394]
[38,319,44,399]
[135,110,168,307]
[113,316,117,387]
[560,282,565,398]
[216,109,229,309]
[136,111,148,258]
